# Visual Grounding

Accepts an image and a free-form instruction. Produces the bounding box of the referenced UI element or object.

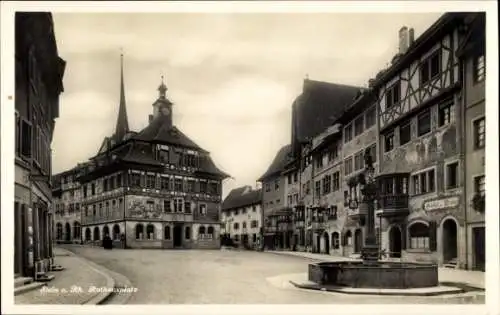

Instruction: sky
[51,12,443,199]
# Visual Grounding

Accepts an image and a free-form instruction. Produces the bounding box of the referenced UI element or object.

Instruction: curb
[55,247,116,305]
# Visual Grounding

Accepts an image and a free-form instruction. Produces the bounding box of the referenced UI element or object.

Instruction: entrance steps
[444,258,459,269]
[14,276,47,296]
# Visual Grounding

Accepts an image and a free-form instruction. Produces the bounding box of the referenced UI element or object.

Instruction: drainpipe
[460,55,468,270]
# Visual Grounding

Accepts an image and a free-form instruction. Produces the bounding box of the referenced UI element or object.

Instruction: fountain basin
[308,261,438,289]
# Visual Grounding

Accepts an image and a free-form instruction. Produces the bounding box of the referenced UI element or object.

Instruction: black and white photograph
[1,1,498,315]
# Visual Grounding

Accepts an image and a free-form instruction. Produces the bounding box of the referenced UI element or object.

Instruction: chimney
[409,28,415,46]
[149,114,154,123]
[398,26,410,54]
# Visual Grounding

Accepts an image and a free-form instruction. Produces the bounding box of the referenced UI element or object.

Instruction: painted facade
[77,55,228,250]
[374,16,470,267]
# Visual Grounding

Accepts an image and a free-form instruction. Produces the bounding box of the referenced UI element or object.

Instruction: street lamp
[348,150,379,265]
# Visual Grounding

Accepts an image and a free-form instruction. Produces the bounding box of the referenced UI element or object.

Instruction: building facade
[221,186,262,249]
[458,13,486,271]
[289,79,363,253]
[77,55,229,250]
[374,14,471,267]
[306,90,379,257]
[258,145,292,250]
[52,166,83,244]
[14,12,66,279]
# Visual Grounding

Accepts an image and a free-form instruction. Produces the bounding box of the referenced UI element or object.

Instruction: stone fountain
[306,151,439,290]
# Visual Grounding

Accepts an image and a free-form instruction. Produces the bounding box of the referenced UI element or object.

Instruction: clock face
[160,106,170,116]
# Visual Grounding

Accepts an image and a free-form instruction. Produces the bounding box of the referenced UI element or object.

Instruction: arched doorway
[56,223,63,240]
[73,221,81,241]
[354,229,363,253]
[93,226,100,241]
[112,224,121,240]
[65,223,71,241]
[323,232,330,254]
[389,226,402,258]
[173,225,183,248]
[103,225,110,238]
[442,219,458,263]
[85,228,91,241]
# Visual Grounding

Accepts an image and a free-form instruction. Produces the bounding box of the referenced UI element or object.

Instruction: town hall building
[77,54,229,249]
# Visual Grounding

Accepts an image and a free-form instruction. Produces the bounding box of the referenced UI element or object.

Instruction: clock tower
[152,75,173,127]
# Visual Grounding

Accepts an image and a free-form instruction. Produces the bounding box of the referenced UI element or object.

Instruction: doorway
[473,227,485,271]
[389,226,402,258]
[65,223,71,242]
[173,225,183,248]
[323,232,330,254]
[354,229,363,253]
[442,219,458,263]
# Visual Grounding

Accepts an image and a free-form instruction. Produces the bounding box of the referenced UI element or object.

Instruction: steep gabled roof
[222,186,262,210]
[196,155,231,179]
[292,79,364,146]
[258,144,292,182]
[133,115,204,151]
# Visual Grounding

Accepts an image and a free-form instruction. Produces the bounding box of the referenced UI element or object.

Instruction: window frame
[411,167,436,195]
[384,129,395,152]
[472,116,485,150]
[417,109,432,137]
[444,160,460,190]
[385,81,401,109]
[399,120,412,146]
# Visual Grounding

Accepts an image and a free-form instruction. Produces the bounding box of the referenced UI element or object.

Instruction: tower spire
[158,74,167,99]
[115,50,130,141]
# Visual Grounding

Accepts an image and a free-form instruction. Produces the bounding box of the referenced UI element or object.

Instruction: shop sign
[423,196,459,211]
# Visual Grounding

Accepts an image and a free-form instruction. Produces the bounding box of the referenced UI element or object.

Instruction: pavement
[14,247,115,305]
[266,250,485,289]
[59,245,484,304]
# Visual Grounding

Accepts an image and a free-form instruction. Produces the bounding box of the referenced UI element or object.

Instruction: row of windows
[314,172,341,197]
[265,179,280,192]
[15,113,51,175]
[231,220,259,230]
[54,203,81,216]
[287,193,299,206]
[344,144,377,176]
[315,141,342,168]
[157,149,198,168]
[383,100,457,152]
[344,106,377,143]
[230,205,257,216]
[384,51,485,113]
[83,173,219,197]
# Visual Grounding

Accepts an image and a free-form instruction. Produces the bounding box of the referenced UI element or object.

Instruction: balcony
[347,201,368,222]
[376,194,409,218]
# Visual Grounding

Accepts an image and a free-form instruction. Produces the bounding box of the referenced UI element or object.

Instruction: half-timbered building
[373,13,472,267]
[77,55,229,250]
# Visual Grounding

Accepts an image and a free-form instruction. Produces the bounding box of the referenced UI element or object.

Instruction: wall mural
[128,200,162,219]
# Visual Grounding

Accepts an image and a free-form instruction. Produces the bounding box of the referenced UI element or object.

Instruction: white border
[1,1,498,315]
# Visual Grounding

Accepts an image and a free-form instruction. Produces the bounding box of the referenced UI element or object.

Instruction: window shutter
[429,221,437,252]
[194,181,200,193]
[400,224,407,250]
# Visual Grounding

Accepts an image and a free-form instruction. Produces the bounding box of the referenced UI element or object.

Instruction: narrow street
[63,246,484,304]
